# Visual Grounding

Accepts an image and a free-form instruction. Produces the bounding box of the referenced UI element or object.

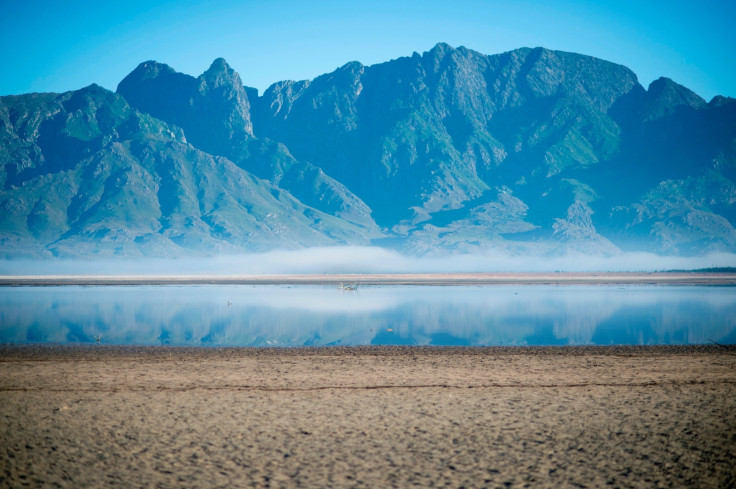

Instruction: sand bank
[2,272,736,286]
[1,345,735,488]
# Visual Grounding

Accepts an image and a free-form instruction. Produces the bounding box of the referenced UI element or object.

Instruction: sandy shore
[1,345,735,488]
[2,272,736,286]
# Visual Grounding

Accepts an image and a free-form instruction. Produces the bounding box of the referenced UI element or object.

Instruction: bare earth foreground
[0,346,734,488]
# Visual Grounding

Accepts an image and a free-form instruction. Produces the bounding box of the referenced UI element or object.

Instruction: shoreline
[1,343,733,358]
[2,271,736,286]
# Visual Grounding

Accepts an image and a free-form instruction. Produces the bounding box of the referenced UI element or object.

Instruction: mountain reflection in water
[1,285,734,346]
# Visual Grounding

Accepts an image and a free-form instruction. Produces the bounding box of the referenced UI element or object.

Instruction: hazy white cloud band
[2,247,736,276]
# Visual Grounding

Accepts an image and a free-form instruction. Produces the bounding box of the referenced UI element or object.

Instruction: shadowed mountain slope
[0,85,377,257]
[117,59,380,235]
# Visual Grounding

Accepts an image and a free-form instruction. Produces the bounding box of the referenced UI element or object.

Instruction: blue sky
[1,0,734,100]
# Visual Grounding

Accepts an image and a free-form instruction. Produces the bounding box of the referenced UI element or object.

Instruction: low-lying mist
[2,247,736,276]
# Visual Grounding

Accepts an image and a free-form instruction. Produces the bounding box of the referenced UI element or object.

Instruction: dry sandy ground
[1,346,735,488]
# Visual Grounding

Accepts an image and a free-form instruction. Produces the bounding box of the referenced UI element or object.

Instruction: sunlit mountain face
[2,43,735,259]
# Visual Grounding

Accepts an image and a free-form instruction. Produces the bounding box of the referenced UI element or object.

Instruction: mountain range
[1,43,735,258]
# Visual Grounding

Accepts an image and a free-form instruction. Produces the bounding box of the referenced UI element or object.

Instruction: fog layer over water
[2,247,736,275]
[2,285,734,346]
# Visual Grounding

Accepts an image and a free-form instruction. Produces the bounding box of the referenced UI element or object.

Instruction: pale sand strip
[2,272,736,285]
[1,346,735,488]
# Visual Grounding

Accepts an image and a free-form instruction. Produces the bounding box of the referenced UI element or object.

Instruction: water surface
[1,285,735,346]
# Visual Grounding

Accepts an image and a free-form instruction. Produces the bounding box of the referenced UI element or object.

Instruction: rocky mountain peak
[709,95,736,108]
[201,58,242,88]
[422,42,457,72]
[117,58,253,154]
[338,60,365,75]
[119,61,177,86]
[428,42,454,57]
[208,57,230,71]
[645,77,707,119]
[193,58,253,141]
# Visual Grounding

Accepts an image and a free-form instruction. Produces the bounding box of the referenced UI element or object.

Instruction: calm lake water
[1,285,735,347]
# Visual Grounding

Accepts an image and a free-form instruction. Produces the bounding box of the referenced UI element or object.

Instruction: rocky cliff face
[118,58,254,156]
[117,58,380,236]
[251,43,735,254]
[1,43,734,257]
